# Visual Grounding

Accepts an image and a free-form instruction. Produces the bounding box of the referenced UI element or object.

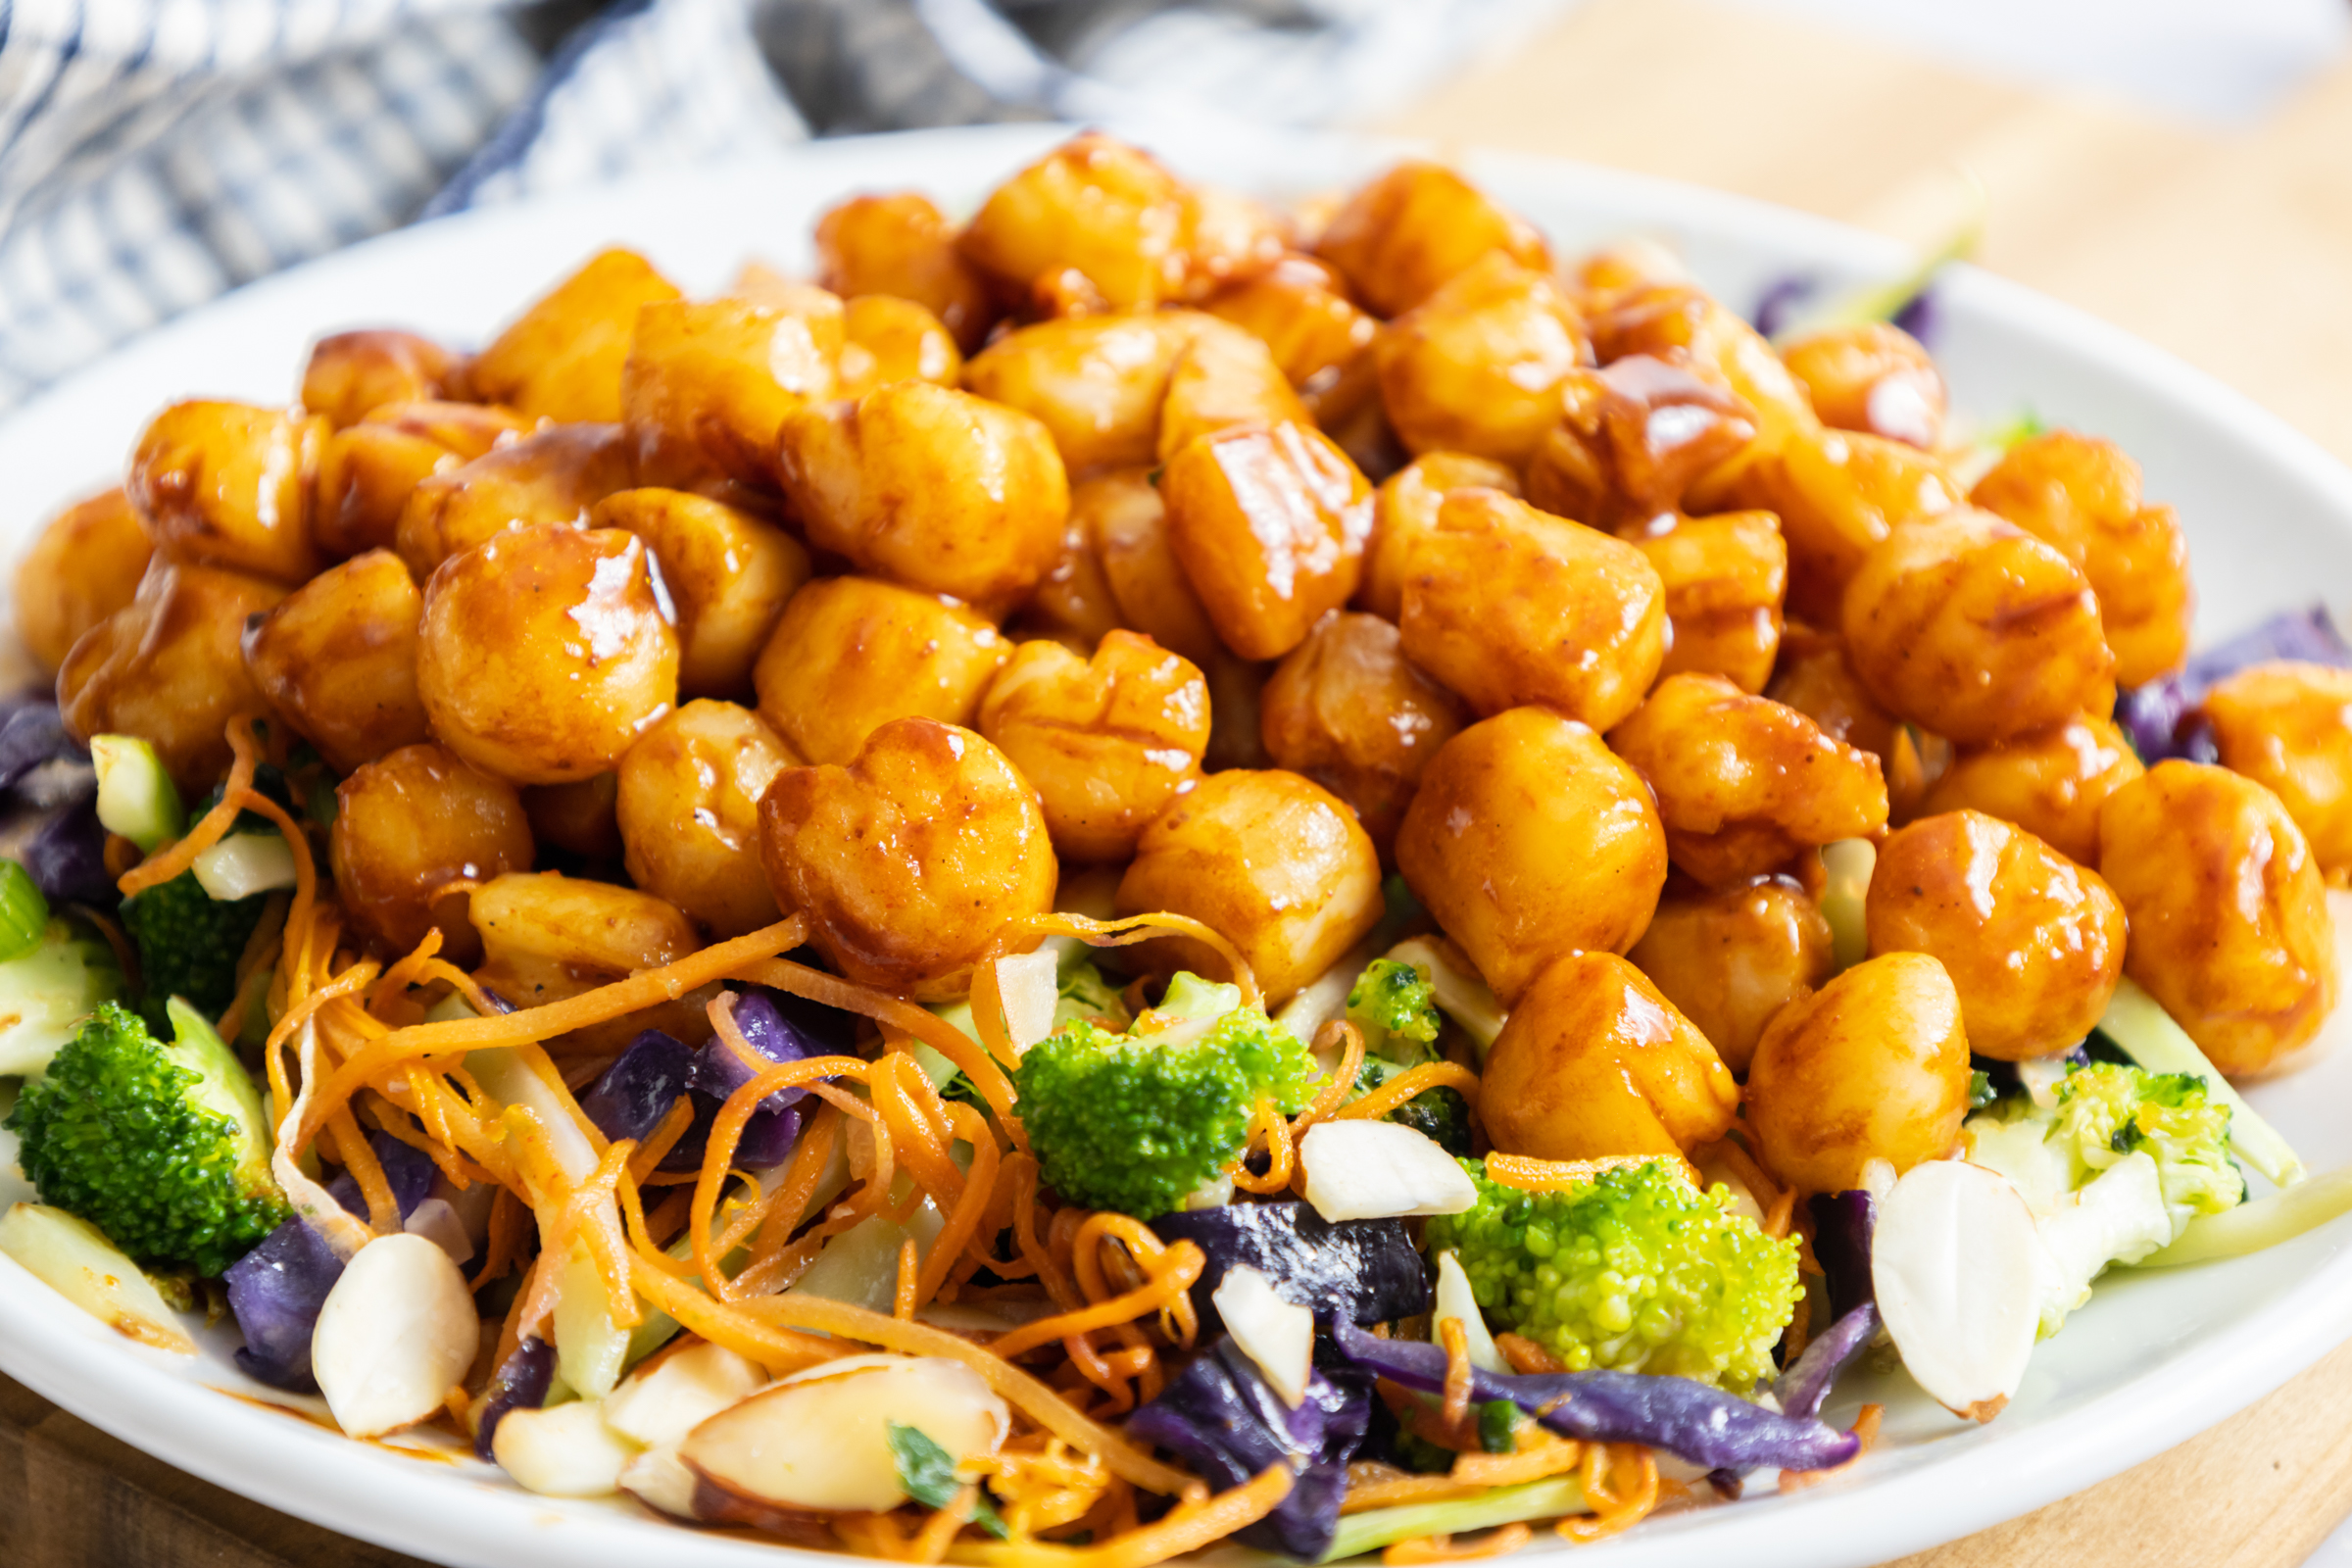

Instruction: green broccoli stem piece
[1315,1478,1589,1564]
[2097,978,2304,1189]
[2132,1165,2352,1269]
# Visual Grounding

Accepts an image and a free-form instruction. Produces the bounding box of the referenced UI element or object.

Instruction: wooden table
[15,0,2352,1563]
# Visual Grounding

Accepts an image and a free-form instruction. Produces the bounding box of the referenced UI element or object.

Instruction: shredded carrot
[897,1236,922,1322]
[1335,1059,1481,1124]
[988,1243,1203,1360]
[1230,1097,1294,1195]
[1294,1019,1366,1133]
[1484,1152,1695,1193]
[1439,1317,1475,1434]
[991,910,1263,1014]
[1557,1445,1658,1543]
[1779,1404,1883,1492]
[1383,1523,1533,1564]
[116,719,260,897]
[947,1464,1289,1568]
[1494,1334,1567,1377]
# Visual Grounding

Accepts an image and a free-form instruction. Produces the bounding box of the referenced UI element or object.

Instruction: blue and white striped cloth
[0,0,1567,409]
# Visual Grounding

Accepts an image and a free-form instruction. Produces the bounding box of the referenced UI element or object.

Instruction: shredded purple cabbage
[1126,1337,1370,1558]
[1773,1302,1881,1424]
[1808,1190,1877,1323]
[2117,605,2352,763]
[1327,1320,1858,1473]
[1151,1201,1430,1330]
[475,1336,557,1459]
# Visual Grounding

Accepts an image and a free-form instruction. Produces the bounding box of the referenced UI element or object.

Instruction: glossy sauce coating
[622,294,842,491]
[1744,951,1971,1192]
[15,487,154,676]
[752,576,1009,767]
[331,743,533,963]
[1629,510,1787,694]
[1779,321,1946,449]
[760,717,1058,992]
[128,401,326,583]
[1114,768,1383,1007]
[241,550,432,775]
[1395,706,1666,1004]
[1375,253,1588,466]
[1627,877,1834,1075]
[2100,761,2338,1076]
[465,248,681,423]
[1482,951,1738,1160]
[589,489,809,700]
[1354,453,1519,624]
[1398,488,1666,730]
[1919,714,2144,868]
[1259,612,1466,858]
[976,630,1209,863]
[616,701,796,938]
[1867,810,2126,1060]
[1607,672,1887,887]
[1161,420,1371,662]
[1840,508,2117,746]
[813,191,1000,353]
[2200,662,2352,879]
[415,524,679,785]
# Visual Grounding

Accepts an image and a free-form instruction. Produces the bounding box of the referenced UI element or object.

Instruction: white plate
[4,122,2352,1568]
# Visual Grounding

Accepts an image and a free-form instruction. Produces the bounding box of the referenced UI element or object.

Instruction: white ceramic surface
[4,122,2352,1568]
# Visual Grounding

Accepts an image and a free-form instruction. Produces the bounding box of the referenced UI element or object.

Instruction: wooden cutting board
[13,1,2352,1563]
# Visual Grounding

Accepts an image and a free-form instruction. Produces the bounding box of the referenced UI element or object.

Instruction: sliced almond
[681,1353,1006,1514]
[1872,1159,2048,1423]
[493,1398,641,1497]
[313,1232,480,1439]
[1432,1250,1506,1374]
[604,1341,766,1448]
[617,1445,705,1520]
[993,949,1061,1052]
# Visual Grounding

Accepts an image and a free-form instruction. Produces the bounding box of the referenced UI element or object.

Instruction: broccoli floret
[120,870,268,1026]
[1425,1158,1801,1393]
[0,917,127,1078]
[1012,971,1318,1218]
[1353,1056,1472,1156]
[1348,956,1441,1064]
[4,999,287,1276]
[1054,958,1130,1031]
[2053,1061,2242,1236]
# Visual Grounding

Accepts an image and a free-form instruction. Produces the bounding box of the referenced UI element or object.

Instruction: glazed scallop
[1082,467,1223,668]
[1607,673,1887,887]
[622,294,843,491]
[1732,424,1963,625]
[1866,811,2126,1061]
[416,524,679,785]
[1744,952,1972,1193]
[957,133,1190,313]
[57,559,284,795]
[127,400,326,583]
[1394,707,1667,1004]
[1114,769,1383,1007]
[1397,488,1666,730]
[752,577,1009,767]
[1779,321,1947,450]
[465,248,682,423]
[315,402,537,561]
[1161,420,1372,662]
[1970,429,2192,687]
[1154,318,1310,462]
[394,422,635,580]
[14,487,154,675]
[2099,761,2338,1077]
[2197,662,2352,879]
[775,381,1070,610]
[813,191,1000,352]
[590,489,810,700]
[331,743,533,963]
[760,718,1057,992]
[1313,160,1549,318]
[299,329,455,429]
[1627,877,1835,1076]
[1840,508,2117,747]
[617,702,797,938]
[960,315,1200,472]
[975,630,1209,863]
[1354,453,1519,623]
[240,550,432,775]
[1375,253,1588,466]
[1918,714,2144,868]
[1481,952,1738,1161]
[1629,511,1787,694]
[1522,356,1759,532]
[834,295,964,398]
[1259,612,1467,858]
